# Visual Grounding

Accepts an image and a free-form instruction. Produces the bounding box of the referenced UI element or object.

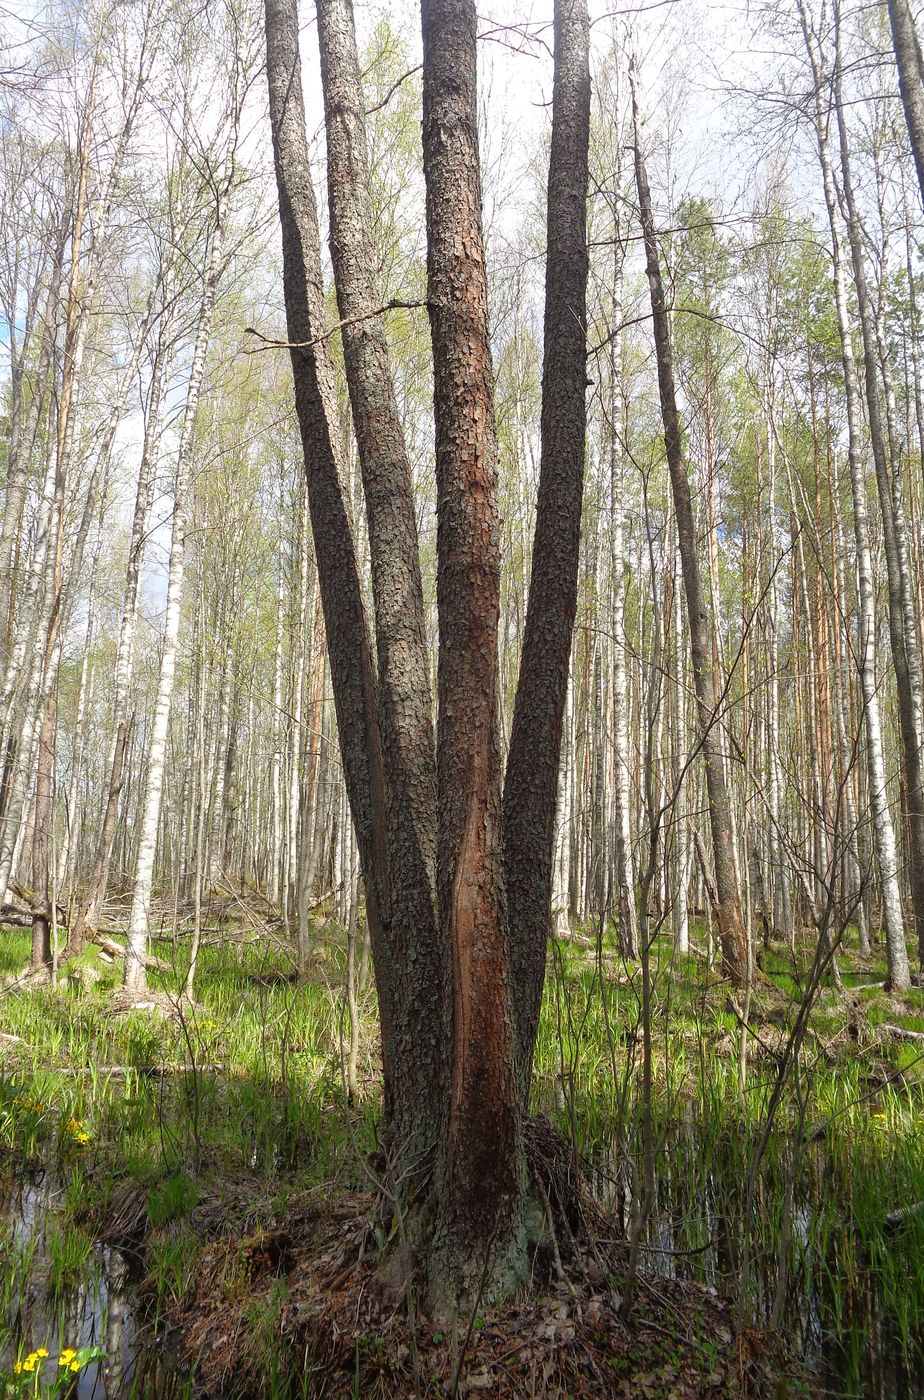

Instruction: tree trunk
[124,230,225,996]
[888,0,924,210]
[832,31,924,969]
[30,686,56,972]
[798,0,910,988]
[609,170,640,960]
[630,73,747,986]
[316,0,445,1172]
[264,0,395,1096]
[503,0,591,1090]
[422,0,526,1301]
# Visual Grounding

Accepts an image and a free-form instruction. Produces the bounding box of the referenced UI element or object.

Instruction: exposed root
[153,1188,809,1398]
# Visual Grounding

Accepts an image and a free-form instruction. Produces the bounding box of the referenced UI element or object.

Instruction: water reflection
[4,1124,923,1399]
[588,1124,924,1400]
[1,1177,186,1398]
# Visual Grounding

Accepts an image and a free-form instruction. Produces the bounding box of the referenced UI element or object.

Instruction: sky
[0,0,915,636]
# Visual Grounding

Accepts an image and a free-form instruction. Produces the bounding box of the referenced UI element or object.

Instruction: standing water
[0,1173,185,1398]
[591,1116,924,1400]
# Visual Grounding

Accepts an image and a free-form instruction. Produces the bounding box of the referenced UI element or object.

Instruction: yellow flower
[58,1348,76,1367]
[13,1361,22,1374]
[19,1349,48,1370]
[69,1360,80,1372]
[13,1096,44,1112]
[64,1117,91,1145]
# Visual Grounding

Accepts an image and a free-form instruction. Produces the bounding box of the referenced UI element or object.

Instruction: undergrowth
[0,915,922,1395]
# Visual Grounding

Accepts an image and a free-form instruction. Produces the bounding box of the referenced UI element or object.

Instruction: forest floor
[0,910,923,1396]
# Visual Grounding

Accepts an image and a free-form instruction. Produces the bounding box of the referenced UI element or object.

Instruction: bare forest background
[3,0,924,995]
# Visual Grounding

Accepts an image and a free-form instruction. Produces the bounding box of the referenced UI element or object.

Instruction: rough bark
[888,0,924,210]
[264,0,396,1092]
[316,0,446,1171]
[503,0,591,1092]
[422,0,525,1300]
[631,74,748,987]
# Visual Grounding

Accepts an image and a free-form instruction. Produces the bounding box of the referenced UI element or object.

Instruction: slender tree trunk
[0,428,64,902]
[65,290,172,955]
[30,686,56,972]
[503,0,591,1088]
[609,173,640,960]
[552,660,575,939]
[0,233,66,667]
[631,73,747,986]
[799,0,910,987]
[124,231,225,996]
[832,35,924,968]
[184,607,208,1002]
[269,529,285,908]
[672,542,694,953]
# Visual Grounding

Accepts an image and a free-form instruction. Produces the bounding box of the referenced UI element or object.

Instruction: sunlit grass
[1,913,923,1393]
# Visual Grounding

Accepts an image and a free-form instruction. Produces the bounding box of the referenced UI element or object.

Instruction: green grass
[1,915,923,1395]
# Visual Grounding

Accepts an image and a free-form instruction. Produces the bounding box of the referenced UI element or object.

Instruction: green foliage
[1,924,923,1394]
[147,1174,198,1227]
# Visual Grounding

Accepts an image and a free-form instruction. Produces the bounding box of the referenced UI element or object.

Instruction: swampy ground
[1,913,923,1398]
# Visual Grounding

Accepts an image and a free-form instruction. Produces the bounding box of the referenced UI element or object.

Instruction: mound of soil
[142,1188,810,1399]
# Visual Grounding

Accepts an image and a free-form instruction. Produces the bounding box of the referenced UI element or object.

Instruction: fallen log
[885,1200,924,1228]
[49,1063,226,1077]
[90,933,171,974]
[0,901,66,929]
[882,1023,924,1042]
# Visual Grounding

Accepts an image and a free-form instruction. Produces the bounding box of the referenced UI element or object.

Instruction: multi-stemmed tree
[265,0,590,1302]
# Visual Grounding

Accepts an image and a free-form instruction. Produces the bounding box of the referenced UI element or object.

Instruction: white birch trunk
[123,227,225,994]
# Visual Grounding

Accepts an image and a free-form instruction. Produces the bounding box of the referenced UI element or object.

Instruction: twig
[244,299,425,354]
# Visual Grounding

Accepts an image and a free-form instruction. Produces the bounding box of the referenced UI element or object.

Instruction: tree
[315,0,445,1179]
[503,0,591,1087]
[797,0,910,989]
[888,0,924,210]
[123,5,259,995]
[265,0,590,1303]
[630,67,748,988]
